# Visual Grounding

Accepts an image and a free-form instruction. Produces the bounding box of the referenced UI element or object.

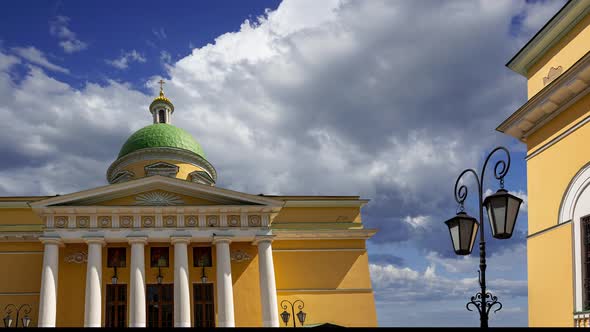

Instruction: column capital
[127,236,148,245]
[83,236,105,246]
[212,235,233,245]
[252,235,275,245]
[170,236,191,245]
[39,236,64,247]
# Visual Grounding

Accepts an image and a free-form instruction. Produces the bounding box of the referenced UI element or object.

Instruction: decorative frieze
[43,213,270,230]
[248,215,261,227]
[55,216,68,228]
[185,216,198,227]
[228,215,240,227]
[230,250,252,262]
[64,251,88,264]
[142,216,155,228]
[206,215,218,227]
[120,216,133,228]
[163,215,176,227]
[76,216,90,228]
[98,216,112,228]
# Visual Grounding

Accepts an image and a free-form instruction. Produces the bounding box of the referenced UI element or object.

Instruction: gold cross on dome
[158,79,165,94]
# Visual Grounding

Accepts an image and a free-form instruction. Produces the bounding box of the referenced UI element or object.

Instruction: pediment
[30,176,283,208]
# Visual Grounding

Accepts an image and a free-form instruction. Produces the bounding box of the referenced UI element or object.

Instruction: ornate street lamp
[444,146,522,328]
[3,304,32,328]
[280,299,306,327]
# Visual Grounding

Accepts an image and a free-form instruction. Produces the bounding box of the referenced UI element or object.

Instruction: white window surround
[559,161,590,312]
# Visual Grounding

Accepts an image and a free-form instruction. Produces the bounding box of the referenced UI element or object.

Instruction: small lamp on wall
[157,256,166,284]
[200,258,208,284]
[111,266,118,285]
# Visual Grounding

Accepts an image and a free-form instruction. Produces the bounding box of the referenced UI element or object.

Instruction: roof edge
[506,0,587,77]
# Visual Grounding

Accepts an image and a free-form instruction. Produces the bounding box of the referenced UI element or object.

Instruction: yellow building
[0,85,378,327]
[499,0,590,327]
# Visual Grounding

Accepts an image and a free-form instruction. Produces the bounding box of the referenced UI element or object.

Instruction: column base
[174,321,191,327]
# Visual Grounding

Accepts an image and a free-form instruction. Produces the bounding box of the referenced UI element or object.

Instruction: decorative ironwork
[3,303,32,327]
[450,146,512,328]
[280,299,306,328]
[466,290,503,317]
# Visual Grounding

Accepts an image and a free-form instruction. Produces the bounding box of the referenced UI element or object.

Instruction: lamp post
[3,304,32,328]
[199,257,208,284]
[444,146,523,328]
[280,299,306,328]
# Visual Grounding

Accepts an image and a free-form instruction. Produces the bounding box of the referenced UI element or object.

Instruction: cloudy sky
[0,0,568,327]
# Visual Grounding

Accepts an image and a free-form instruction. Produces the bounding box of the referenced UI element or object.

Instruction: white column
[38,237,62,327]
[213,235,235,327]
[84,237,105,327]
[128,237,147,327]
[254,236,279,327]
[172,237,191,327]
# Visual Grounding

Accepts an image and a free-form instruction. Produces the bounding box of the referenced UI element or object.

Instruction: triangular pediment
[30,176,283,208]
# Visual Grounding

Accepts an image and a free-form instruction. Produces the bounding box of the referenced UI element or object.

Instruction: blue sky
[0,0,568,327]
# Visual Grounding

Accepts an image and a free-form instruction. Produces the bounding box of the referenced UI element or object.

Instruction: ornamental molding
[543,66,563,86]
[135,192,185,206]
[106,147,217,184]
[64,251,87,264]
[498,49,590,142]
[230,250,252,262]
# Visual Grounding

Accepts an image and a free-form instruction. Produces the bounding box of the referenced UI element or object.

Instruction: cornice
[272,228,377,240]
[283,199,369,208]
[506,0,589,76]
[498,48,590,141]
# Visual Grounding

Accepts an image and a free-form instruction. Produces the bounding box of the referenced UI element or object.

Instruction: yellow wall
[527,13,590,98]
[527,224,573,327]
[273,207,361,223]
[0,209,43,225]
[0,242,43,327]
[526,94,590,234]
[120,159,205,182]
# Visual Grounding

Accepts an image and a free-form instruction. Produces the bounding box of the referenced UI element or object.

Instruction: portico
[30,175,283,327]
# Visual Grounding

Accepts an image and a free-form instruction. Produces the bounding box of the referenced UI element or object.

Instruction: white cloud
[106,50,147,69]
[11,46,69,73]
[50,16,88,53]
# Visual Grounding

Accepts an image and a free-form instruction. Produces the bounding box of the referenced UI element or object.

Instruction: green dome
[118,124,205,159]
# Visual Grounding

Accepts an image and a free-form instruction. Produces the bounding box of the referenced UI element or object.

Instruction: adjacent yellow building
[0,84,378,327]
[499,0,590,327]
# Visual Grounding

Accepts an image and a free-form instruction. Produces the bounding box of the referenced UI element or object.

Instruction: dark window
[584,216,590,310]
[194,283,215,327]
[158,110,166,123]
[107,248,126,267]
[147,284,174,327]
[150,247,169,267]
[193,247,212,267]
[105,284,127,327]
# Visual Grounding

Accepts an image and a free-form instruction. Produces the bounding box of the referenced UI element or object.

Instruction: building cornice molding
[283,199,369,208]
[29,175,284,209]
[272,229,377,240]
[506,0,590,77]
[498,49,590,141]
